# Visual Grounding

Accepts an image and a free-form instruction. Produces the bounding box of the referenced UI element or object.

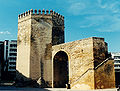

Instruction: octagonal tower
[16,9,64,87]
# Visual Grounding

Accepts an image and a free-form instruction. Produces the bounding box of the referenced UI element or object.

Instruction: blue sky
[0,0,120,52]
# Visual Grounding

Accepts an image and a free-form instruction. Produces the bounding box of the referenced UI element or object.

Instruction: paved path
[0,86,118,91]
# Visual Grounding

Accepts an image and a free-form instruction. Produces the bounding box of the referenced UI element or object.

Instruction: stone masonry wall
[30,13,64,87]
[52,15,64,45]
[93,38,107,67]
[52,37,115,89]
[17,9,65,87]
[17,10,115,89]
[16,15,31,79]
[52,37,94,89]
[71,69,94,90]
[30,15,53,86]
[95,59,115,89]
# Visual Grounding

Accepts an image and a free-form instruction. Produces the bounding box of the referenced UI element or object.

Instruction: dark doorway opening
[53,51,69,88]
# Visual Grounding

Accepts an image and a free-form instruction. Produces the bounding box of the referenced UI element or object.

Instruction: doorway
[53,51,69,88]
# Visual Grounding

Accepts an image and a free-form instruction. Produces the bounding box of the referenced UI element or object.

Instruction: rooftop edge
[18,9,64,20]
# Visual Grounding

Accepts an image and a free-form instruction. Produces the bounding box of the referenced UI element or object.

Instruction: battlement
[18,9,64,20]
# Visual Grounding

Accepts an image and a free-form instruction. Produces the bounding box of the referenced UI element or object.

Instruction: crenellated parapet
[18,9,64,20]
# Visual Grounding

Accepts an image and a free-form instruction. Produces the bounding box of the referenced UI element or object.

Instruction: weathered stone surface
[16,11,64,87]
[52,37,94,88]
[17,15,31,79]
[93,38,107,67]
[16,10,115,90]
[95,59,115,89]
[52,37,115,89]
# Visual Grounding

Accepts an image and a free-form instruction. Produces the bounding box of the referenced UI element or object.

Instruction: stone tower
[16,9,64,87]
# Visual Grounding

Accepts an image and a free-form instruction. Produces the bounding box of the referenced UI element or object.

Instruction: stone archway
[53,51,69,88]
